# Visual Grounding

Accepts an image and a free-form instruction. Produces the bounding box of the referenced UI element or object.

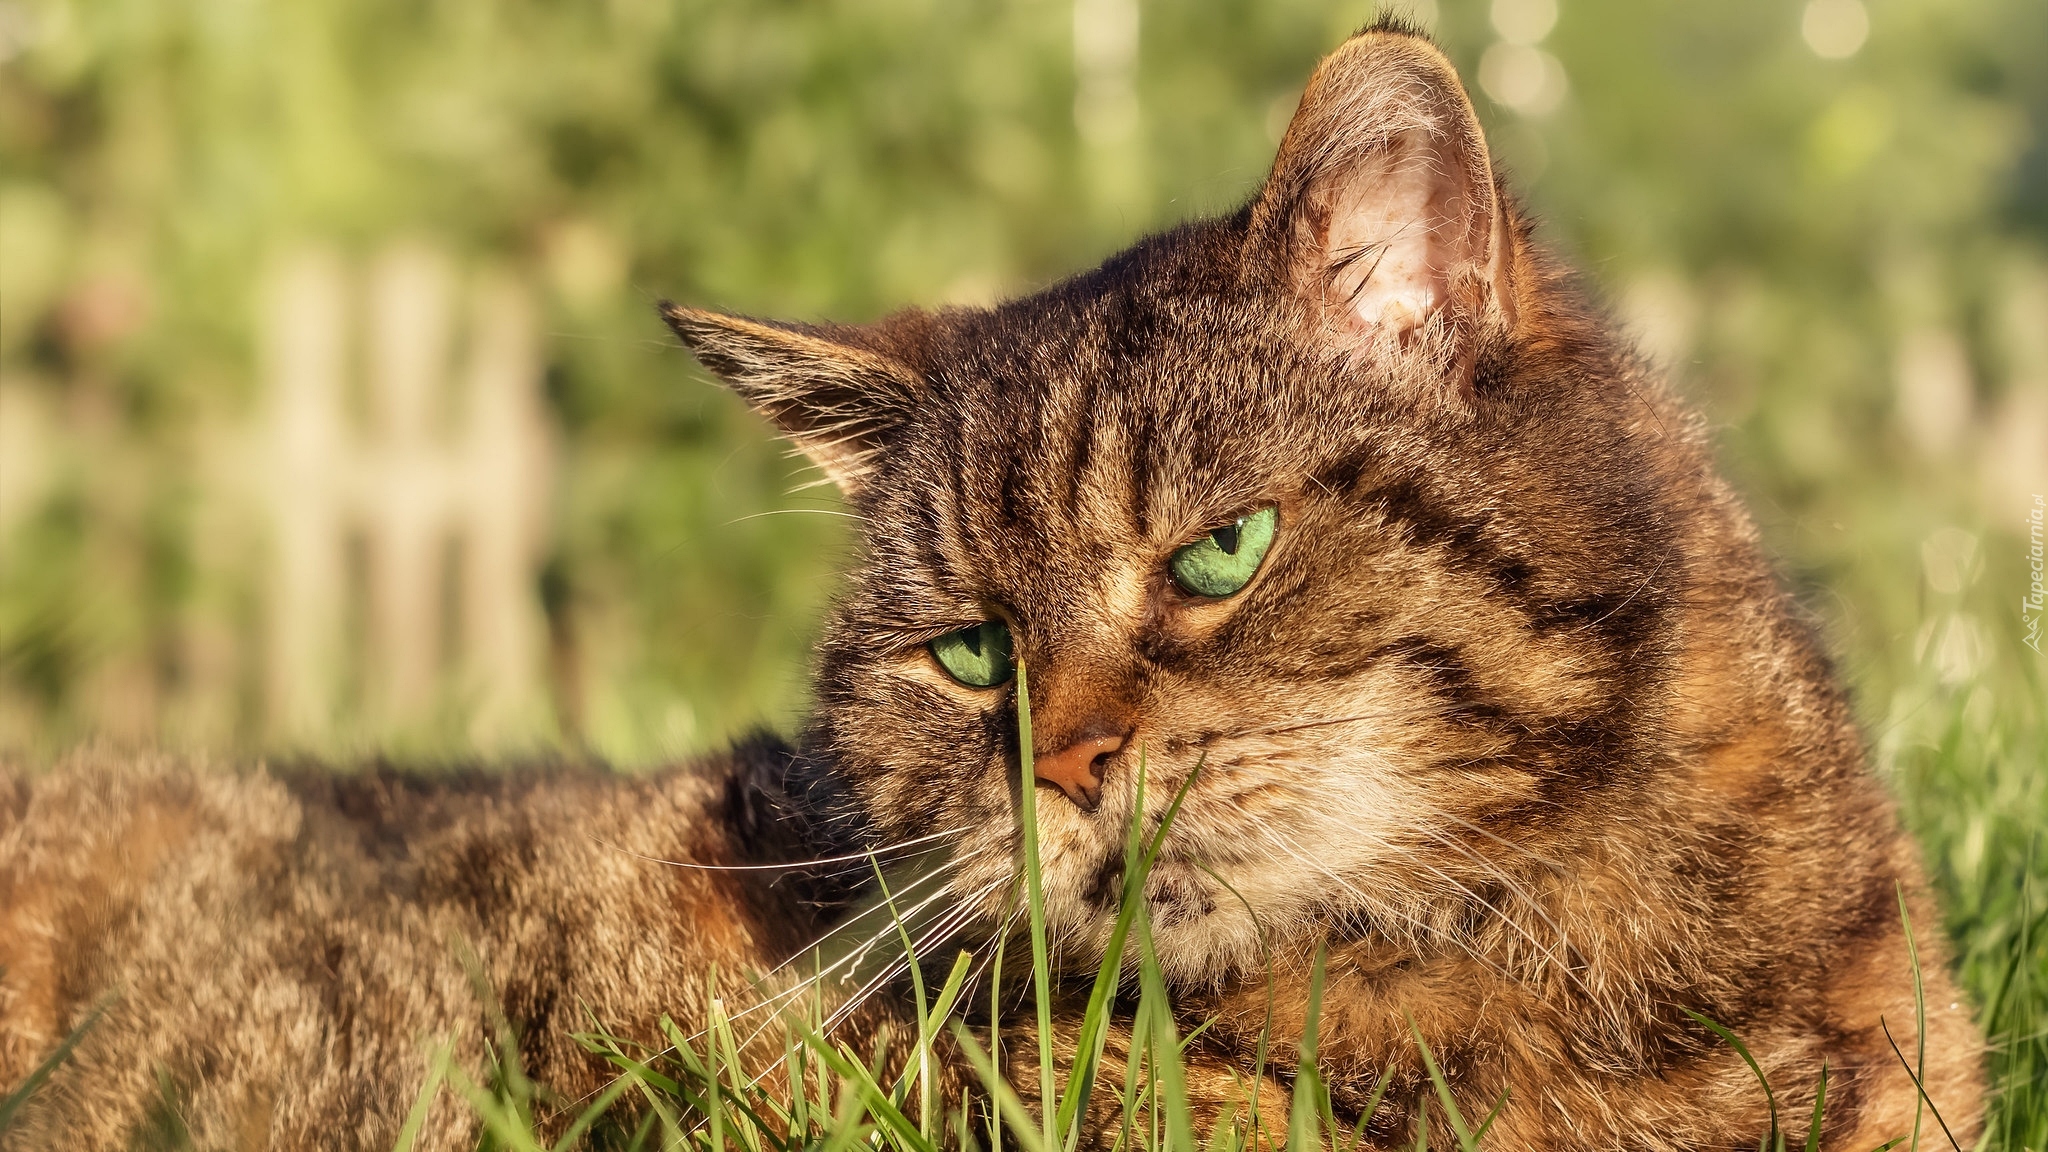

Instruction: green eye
[930,620,1015,687]
[1169,506,1278,598]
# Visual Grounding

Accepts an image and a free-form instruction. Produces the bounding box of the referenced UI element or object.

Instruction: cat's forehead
[908,291,1313,531]
[849,278,1368,620]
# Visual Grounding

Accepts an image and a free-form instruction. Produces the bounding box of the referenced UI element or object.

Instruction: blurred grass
[1893,660,2046,1148]
[0,0,2042,756]
[361,691,2010,1151]
[0,0,2044,1140]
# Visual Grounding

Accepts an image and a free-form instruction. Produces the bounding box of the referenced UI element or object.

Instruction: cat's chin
[1142,910,1272,987]
[1042,860,1275,987]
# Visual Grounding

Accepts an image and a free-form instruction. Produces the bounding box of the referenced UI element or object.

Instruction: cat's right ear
[1245,28,1518,401]
[661,303,922,493]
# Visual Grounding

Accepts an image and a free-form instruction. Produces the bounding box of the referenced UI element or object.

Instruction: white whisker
[1430,809,1567,870]
[724,506,867,525]
[1408,840,1573,977]
[1421,826,1576,959]
[766,848,992,978]
[818,878,1006,1036]
[1232,809,1530,989]
[619,856,994,1117]
[673,851,983,1049]
[591,825,971,873]
[1240,705,1446,739]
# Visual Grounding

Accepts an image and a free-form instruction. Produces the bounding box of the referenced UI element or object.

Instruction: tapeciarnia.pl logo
[2027,494,2044,654]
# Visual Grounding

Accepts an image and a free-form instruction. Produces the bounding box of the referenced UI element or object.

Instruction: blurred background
[0,0,2040,761]
[1,0,2045,1134]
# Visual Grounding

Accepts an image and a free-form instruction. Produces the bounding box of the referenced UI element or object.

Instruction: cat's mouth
[1142,865,1221,929]
[1042,851,1275,982]
[1072,850,1219,924]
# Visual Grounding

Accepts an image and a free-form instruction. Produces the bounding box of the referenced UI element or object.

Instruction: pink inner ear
[1321,127,1477,345]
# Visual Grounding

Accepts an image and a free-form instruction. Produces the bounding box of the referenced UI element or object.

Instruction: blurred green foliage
[1,0,2045,1137]
[2,0,2043,754]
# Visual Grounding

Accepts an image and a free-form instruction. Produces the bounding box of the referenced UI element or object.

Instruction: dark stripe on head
[1064,372,1102,518]
[1376,636,1507,723]
[1129,395,1154,538]
[1362,477,1548,609]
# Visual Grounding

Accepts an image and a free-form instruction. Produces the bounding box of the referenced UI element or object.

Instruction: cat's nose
[1033,729,1127,812]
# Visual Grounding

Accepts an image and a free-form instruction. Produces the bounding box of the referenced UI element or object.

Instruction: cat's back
[0,742,826,1150]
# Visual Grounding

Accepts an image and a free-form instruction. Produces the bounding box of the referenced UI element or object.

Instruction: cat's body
[1,22,1984,1150]
[0,742,867,1150]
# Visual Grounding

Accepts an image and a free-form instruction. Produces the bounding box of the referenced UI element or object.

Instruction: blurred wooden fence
[262,244,554,748]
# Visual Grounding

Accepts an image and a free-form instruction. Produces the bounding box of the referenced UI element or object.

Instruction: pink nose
[1033,733,1126,811]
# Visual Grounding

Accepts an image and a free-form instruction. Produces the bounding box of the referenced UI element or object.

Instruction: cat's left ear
[661,303,924,493]
[1246,28,1517,398]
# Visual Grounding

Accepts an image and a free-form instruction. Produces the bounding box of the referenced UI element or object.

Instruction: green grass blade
[786,1018,810,1139]
[598,1047,686,1100]
[1683,1009,1779,1147]
[443,1061,547,1152]
[623,1110,657,1152]
[987,927,1008,1152]
[915,952,975,1145]
[390,1039,453,1152]
[952,1092,979,1152]
[791,1031,938,1152]
[711,991,774,1152]
[926,950,975,1036]
[1287,950,1328,1152]
[1470,1087,1510,1145]
[1057,750,1209,1150]
[549,1075,635,1152]
[1136,915,1197,1152]
[950,1022,1052,1152]
[454,941,536,1136]
[643,1012,798,1145]
[703,977,728,1152]
[1801,1064,1827,1152]
[1879,1019,1964,1152]
[2005,858,2043,1152]
[871,857,937,1137]
[0,1001,104,1134]
[1341,1068,1397,1152]
[619,1064,686,1149]
[816,1083,878,1152]
[1016,660,1057,1151]
[1192,859,1277,1147]
[1052,754,1148,1148]
[1407,1014,1479,1150]
[1897,883,1927,1152]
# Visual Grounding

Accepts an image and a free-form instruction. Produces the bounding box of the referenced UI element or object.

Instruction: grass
[2,665,2039,1150]
[1891,653,2047,1152]
[404,665,2043,1149]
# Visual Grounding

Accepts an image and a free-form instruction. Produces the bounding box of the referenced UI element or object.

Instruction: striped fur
[0,21,1982,1150]
[672,23,1984,1148]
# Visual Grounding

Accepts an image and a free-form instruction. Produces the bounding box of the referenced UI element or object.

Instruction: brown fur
[0,742,892,1149]
[2,21,1983,1150]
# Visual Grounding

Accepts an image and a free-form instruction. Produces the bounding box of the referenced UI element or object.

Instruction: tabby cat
[0,21,1985,1150]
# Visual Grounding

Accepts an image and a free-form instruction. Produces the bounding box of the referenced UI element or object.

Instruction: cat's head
[667,25,1687,983]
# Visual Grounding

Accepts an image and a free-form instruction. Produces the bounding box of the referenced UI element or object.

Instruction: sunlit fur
[1,21,1986,1152]
[672,21,1986,1149]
